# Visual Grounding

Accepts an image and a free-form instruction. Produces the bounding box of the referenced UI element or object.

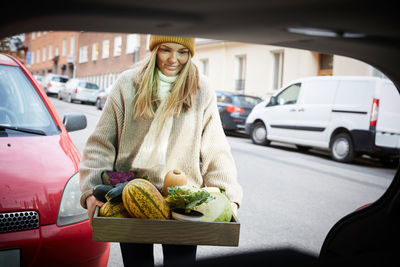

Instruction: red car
[0,53,110,266]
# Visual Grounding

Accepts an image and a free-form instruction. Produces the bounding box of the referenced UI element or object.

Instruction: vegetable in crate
[102,170,135,186]
[194,190,233,222]
[99,201,131,218]
[122,178,170,219]
[165,185,214,214]
[105,182,128,203]
[93,184,113,202]
[162,169,187,196]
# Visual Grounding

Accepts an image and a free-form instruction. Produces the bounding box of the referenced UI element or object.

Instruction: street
[50,97,396,266]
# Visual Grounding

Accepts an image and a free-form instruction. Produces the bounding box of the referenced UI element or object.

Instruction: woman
[79,35,243,266]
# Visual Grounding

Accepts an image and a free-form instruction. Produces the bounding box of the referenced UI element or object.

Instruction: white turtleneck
[158,69,177,99]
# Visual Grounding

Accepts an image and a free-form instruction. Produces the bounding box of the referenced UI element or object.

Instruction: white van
[245,76,400,165]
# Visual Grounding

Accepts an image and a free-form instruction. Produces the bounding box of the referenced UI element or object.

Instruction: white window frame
[70,36,75,56]
[271,50,284,90]
[62,39,67,56]
[79,46,89,63]
[126,34,139,54]
[102,40,110,59]
[114,36,122,56]
[92,43,99,61]
[55,47,59,56]
[48,45,53,60]
[32,32,35,40]
[36,49,40,64]
[42,47,46,62]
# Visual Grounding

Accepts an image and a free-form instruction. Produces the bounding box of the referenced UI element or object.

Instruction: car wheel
[57,92,62,100]
[250,121,270,146]
[330,133,354,163]
[96,99,101,109]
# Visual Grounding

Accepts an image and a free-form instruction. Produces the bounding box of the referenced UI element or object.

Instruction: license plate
[0,249,20,267]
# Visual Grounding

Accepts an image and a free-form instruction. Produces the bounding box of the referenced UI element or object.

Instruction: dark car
[217,91,262,132]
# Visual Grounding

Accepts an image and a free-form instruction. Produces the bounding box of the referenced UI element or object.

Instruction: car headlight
[57,172,88,226]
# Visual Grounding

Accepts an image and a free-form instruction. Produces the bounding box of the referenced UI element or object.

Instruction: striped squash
[99,201,130,218]
[122,178,170,220]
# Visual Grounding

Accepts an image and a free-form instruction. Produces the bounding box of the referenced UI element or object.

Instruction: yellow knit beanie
[149,35,195,56]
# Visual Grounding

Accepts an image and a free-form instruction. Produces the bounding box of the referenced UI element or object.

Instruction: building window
[126,34,139,54]
[272,50,284,90]
[62,39,67,56]
[48,45,53,60]
[79,46,88,63]
[36,49,40,64]
[42,47,46,62]
[235,55,246,92]
[37,32,41,37]
[32,32,35,40]
[199,58,209,76]
[102,40,110,59]
[70,36,75,56]
[318,53,333,75]
[114,36,122,56]
[31,51,35,65]
[92,43,99,61]
[55,47,59,56]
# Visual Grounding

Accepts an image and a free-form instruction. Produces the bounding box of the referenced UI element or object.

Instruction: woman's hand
[231,202,238,217]
[86,195,105,229]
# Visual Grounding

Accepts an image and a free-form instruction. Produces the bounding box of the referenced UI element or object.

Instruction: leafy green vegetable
[194,191,232,222]
[165,186,214,213]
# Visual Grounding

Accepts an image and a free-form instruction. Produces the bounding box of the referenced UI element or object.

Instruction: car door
[293,79,338,147]
[266,83,302,141]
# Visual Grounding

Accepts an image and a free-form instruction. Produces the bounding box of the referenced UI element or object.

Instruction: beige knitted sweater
[79,68,243,209]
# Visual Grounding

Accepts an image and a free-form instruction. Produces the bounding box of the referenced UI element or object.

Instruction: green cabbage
[194,191,232,222]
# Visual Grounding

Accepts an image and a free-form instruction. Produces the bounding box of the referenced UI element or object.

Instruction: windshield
[52,76,69,83]
[233,95,263,108]
[0,65,60,136]
[80,81,99,90]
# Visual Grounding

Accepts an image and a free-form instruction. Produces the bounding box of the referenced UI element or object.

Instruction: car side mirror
[267,96,277,107]
[63,114,87,132]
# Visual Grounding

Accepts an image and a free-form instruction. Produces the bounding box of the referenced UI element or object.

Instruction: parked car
[217,91,262,132]
[0,53,110,266]
[245,76,400,165]
[59,78,100,105]
[43,73,69,96]
[95,86,111,110]
[33,74,44,90]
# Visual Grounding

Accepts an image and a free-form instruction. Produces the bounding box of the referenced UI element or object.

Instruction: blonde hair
[133,45,199,124]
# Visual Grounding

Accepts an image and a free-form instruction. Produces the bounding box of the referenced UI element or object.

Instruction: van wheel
[250,121,270,146]
[330,133,354,163]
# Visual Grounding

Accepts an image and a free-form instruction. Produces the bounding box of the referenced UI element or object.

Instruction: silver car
[59,78,100,104]
[43,74,69,96]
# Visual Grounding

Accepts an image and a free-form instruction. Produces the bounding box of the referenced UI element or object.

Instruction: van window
[276,83,301,105]
[301,80,338,105]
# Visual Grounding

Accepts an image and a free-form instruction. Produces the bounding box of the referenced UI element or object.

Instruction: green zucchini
[105,182,128,203]
[93,184,113,202]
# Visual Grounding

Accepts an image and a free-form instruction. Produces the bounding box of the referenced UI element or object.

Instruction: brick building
[76,32,148,89]
[24,31,148,89]
[25,31,79,78]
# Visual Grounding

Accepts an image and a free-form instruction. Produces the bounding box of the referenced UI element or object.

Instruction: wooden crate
[92,207,240,246]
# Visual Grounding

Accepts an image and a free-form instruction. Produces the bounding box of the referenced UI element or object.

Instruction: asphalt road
[50,97,396,266]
